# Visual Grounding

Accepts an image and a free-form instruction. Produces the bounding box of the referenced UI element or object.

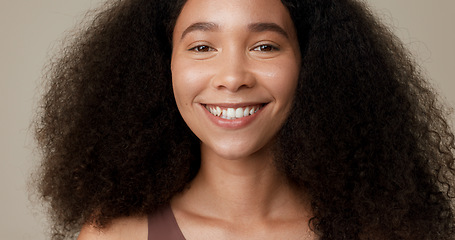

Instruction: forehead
[174,0,295,32]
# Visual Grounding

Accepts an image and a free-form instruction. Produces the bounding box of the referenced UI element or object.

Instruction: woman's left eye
[251,44,279,52]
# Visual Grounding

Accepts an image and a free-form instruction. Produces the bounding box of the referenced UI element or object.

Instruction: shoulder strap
[148,205,186,240]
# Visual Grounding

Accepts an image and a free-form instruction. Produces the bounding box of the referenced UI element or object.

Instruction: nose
[211,50,256,92]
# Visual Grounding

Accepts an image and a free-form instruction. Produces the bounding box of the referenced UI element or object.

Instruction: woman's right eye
[188,45,215,52]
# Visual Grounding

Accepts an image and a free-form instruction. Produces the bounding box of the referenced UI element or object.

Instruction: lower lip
[201,104,265,129]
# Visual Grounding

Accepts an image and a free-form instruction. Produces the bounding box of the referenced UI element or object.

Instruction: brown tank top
[148,205,186,240]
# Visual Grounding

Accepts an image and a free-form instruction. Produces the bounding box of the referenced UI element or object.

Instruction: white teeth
[216,106,221,116]
[205,104,263,119]
[209,106,221,116]
[235,108,243,118]
[244,107,250,116]
[227,108,236,118]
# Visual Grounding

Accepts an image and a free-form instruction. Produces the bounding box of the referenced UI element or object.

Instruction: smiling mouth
[204,104,265,119]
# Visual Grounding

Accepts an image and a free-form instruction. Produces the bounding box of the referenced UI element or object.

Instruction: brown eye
[252,44,279,52]
[189,45,215,52]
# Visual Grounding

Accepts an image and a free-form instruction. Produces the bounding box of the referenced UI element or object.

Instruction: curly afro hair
[34,0,455,239]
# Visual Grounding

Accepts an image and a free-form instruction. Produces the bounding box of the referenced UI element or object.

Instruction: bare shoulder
[77,216,148,240]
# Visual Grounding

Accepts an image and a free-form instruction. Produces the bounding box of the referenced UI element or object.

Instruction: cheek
[276,70,298,99]
[171,59,209,106]
[260,59,300,104]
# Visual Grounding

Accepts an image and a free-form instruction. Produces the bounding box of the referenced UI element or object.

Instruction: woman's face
[171,0,301,160]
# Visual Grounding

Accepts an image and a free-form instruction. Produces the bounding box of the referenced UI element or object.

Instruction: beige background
[1,0,454,239]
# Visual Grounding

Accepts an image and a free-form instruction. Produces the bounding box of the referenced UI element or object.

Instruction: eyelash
[188,44,280,53]
[251,44,280,52]
[188,45,215,52]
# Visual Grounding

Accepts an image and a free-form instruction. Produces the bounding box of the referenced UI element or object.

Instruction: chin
[205,141,269,161]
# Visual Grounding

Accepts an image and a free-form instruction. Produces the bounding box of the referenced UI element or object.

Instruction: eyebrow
[181,22,220,40]
[180,22,289,40]
[247,22,289,39]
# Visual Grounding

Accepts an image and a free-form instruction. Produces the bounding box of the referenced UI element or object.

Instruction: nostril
[212,72,256,92]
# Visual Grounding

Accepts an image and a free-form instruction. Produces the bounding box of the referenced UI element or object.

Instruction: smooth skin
[77,0,315,239]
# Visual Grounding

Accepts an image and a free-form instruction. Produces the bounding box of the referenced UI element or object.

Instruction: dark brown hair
[34,0,455,239]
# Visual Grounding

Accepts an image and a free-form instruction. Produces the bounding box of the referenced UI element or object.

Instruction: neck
[173,143,304,222]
